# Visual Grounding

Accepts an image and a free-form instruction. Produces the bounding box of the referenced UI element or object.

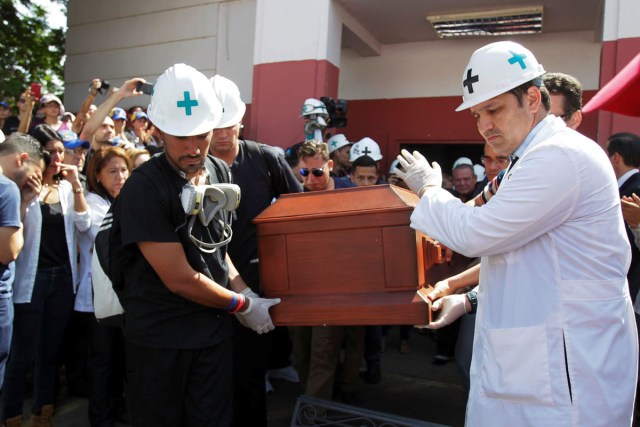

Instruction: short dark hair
[607,132,640,168]
[452,163,475,176]
[29,124,61,147]
[351,155,377,169]
[0,132,47,166]
[543,72,583,115]
[284,141,304,168]
[87,146,131,200]
[508,78,551,111]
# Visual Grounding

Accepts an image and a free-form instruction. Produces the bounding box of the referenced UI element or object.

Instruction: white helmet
[300,98,328,117]
[327,134,350,154]
[456,41,546,111]
[452,156,473,171]
[389,159,400,175]
[147,63,222,136]
[210,75,246,128]
[350,137,382,162]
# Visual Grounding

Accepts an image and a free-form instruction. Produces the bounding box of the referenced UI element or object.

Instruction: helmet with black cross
[147,63,222,136]
[455,41,545,112]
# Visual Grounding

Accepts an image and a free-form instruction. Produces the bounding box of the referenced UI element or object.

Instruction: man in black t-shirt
[209,75,302,427]
[114,64,280,427]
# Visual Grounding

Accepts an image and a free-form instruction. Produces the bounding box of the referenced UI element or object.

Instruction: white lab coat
[412,116,638,426]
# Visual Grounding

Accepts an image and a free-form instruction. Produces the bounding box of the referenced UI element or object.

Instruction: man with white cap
[327,133,352,177]
[396,41,637,425]
[208,74,302,427]
[111,64,280,426]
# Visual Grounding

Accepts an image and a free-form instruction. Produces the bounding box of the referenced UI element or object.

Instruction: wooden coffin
[254,185,441,326]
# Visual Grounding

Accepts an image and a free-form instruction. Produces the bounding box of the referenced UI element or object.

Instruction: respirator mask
[180,183,241,253]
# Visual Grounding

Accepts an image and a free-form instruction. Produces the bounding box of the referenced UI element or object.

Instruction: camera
[320,96,348,128]
[90,80,110,95]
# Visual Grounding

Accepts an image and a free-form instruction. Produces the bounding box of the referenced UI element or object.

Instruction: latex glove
[240,287,260,299]
[236,296,281,334]
[416,294,469,330]
[395,149,442,197]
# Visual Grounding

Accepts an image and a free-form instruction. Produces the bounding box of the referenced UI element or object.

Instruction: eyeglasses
[299,163,327,178]
[480,156,509,167]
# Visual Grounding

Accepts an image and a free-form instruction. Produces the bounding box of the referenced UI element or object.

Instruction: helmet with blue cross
[147,63,222,136]
[455,41,545,112]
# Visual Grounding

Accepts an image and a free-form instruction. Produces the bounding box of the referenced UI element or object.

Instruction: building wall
[64,0,612,162]
[64,0,255,111]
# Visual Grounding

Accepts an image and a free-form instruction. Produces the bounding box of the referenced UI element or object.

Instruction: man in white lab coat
[397,41,638,426]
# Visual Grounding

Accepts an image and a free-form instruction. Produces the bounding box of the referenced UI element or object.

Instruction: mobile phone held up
[30,83,42,100]
[136,81,154,96]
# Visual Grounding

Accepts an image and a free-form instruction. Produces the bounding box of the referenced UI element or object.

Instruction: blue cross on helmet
[456,41,545,112]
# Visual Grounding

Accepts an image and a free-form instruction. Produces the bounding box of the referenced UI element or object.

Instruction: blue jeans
[1,265,75,420]
[0,296,13,389]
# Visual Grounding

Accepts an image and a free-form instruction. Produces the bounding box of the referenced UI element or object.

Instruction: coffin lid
[254,184,418,223]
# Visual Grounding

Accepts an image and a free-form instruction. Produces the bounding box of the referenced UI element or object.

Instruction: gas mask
[180,183,241,253]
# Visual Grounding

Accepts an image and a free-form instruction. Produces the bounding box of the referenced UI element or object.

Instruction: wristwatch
[466,291,478,314]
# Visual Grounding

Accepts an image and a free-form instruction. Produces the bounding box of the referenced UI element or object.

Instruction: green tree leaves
[0,0,66,106]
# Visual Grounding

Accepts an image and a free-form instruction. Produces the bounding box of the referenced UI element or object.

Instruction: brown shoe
[3,415,23,427]
[399,339,411,354]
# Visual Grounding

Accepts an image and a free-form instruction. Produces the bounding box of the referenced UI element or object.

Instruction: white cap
[389,159,400,175]
[474,164,485,181]
[40,94,65,115]
[456,41,545,111]
[350,137,382,162]
[453,157,473,171]
[148,64,222,137]
[327,134,350,154]
[210,75,246,128]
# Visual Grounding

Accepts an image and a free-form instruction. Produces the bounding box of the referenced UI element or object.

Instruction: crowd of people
[0,39,639,427]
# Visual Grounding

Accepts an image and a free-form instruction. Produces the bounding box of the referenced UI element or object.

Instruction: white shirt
[411,116,637,426]
[14,180,91,303]
[618,168,639,188]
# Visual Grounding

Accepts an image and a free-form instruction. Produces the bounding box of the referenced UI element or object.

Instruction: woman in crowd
[37,94,69,132]
[1,124,90,426]
[81,146,130,426]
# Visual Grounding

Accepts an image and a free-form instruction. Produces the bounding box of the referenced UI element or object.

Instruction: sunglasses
[299,163,327,178]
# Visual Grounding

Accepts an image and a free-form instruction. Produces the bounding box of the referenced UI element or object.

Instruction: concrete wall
[64,0,255,111]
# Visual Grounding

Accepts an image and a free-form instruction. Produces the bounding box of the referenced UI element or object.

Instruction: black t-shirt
[117,153,233,349]
[227,140,303,292]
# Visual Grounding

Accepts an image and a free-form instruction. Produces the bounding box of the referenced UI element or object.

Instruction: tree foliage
[0,0,66,105]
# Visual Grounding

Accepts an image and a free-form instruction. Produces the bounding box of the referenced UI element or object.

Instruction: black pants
[231,318,273,427]
[125,339,233,427]
[88,316,126,427]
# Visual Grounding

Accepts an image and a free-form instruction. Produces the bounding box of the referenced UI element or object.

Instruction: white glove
[236,294,281,335]
[395,149,442,197]
[240,287,260,299]
[416,294,469,330]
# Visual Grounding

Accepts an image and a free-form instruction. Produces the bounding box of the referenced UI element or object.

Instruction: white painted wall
[339,31,602,101]
[603,0,640,41]
[254,0,341,66]
[64,0,256,111]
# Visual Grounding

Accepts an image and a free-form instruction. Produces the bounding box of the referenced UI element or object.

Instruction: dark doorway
[399,142,484,176]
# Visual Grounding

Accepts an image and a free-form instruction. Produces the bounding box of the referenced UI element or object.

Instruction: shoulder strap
[205,154,231,184]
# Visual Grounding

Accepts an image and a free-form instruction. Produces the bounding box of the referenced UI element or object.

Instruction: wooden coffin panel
[269,290,432,326]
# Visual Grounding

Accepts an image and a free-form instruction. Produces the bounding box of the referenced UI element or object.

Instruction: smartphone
[30,83,42,99]
[136,81,154,95]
